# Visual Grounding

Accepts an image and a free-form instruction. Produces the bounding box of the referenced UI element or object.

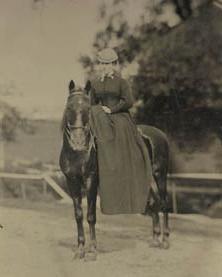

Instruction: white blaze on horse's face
[78,99,83,105]
[65,92,90,152]
[69,112,86,151]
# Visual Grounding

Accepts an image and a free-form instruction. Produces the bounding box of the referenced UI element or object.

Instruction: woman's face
[96,61,120,76]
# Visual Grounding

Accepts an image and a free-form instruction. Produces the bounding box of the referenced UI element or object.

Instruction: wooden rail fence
[0,172,222,213]
[0,172,72,204]
[168,173,222,213]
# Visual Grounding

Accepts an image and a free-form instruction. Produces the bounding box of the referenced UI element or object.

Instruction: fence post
[0,111,4,171]
[172,181,178,213]
[0,179,3,199]
[0,112,4,198]
[42,179,47,197]
[20,183,27,200]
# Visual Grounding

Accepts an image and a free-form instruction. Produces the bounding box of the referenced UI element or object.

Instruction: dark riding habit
[90,75,152,214]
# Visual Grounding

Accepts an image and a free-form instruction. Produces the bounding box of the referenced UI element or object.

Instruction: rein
[65,123,95,155]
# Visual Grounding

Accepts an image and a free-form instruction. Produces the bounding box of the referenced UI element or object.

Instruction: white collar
[100,71,114,82]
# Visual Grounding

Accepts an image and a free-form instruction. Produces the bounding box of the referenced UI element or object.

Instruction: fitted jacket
[90,75,134,113]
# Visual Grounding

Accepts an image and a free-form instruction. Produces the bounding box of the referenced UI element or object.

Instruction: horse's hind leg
[157,175,170,249]
[161,187,170,249]
[150,211,161,248]
[147,191,161,248]
[67,177,85,259]
[162,209,170,249]
[85,175,97,261]
[150,165,170,249]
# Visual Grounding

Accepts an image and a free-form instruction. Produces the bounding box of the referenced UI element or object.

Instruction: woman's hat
[97,48,118,63]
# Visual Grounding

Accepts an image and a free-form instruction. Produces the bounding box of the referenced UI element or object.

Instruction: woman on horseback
[89,48,153,214]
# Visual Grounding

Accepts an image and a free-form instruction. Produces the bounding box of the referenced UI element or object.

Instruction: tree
[173,0,192,19]
[0,83,35,141]
[80,0,222,146]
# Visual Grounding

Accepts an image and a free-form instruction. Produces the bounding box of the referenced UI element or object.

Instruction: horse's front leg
[85,174,97,261]
[67,177,85,259]
[73,195,85,259]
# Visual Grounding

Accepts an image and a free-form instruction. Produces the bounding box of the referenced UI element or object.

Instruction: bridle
[66,121,89,131]
[64,88,95,152]
[66,90,90,130]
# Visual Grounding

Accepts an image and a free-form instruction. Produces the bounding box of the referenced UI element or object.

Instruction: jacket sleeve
[110,79,134,113]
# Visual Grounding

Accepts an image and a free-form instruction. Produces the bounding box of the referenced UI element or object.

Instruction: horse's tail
[138,124,169,166]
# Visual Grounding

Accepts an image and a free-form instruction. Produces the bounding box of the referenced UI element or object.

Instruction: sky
[0,0,180,119]
[0,0,103,119]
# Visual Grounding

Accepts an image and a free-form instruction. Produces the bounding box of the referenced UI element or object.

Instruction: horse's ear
[84,80,91,95]
[69,80,75,94]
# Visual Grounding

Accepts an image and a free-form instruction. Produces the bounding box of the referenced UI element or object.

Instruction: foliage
[80,0,222,147]
[0,101,35,141]
[173,0,192,20]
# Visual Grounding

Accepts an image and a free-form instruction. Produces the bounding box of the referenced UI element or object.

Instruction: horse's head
[62,80,91,151]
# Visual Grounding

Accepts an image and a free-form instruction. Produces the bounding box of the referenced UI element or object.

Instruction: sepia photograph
[0,1,222,276]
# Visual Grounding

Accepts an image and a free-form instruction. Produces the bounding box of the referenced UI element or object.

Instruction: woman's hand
[102,106,111,114]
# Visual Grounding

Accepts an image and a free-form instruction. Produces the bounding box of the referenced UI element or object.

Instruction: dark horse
[60,80,170,260]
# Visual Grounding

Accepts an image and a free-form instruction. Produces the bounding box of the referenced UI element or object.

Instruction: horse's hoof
[149,238,161,248]
[84,243,97,262]
[160,240,170,250]
[73,247,85,260]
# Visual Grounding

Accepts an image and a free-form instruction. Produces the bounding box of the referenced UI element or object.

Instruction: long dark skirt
[90,105,152,214]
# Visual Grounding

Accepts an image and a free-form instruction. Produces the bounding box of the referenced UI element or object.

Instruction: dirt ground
[0,199,222,277]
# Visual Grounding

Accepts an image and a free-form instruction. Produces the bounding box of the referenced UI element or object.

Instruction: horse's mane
[60,109,67,133]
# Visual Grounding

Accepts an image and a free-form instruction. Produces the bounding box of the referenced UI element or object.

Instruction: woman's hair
[111,61,118,65]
